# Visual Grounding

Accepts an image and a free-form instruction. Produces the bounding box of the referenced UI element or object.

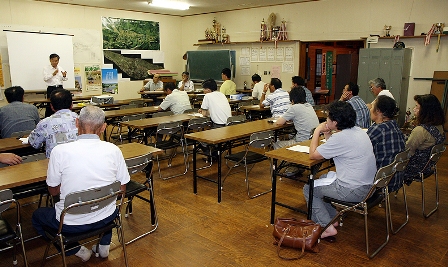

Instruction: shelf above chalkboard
[193,40,300,46]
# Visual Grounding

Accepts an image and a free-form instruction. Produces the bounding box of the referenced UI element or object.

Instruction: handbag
[273,218,321,260]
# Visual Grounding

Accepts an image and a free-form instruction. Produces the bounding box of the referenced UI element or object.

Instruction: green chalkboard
[187,50,236,81]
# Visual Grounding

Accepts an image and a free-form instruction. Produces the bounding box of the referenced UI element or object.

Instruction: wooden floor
[1,145,447,266]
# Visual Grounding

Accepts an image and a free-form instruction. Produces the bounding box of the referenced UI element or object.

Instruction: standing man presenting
[43,53,68,117]
[178,71,195,91]
[219,68,236,95]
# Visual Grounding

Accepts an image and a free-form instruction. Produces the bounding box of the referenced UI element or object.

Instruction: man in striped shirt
[340,82,371,128]
[259,78,290,118]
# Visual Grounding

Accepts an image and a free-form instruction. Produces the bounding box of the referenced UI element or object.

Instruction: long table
[184,119,289,202]
[265,139,329,222]
[0,143,162,190]
[104,106,160,120]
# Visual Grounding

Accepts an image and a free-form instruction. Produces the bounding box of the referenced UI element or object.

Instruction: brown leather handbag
[273,218,321,260]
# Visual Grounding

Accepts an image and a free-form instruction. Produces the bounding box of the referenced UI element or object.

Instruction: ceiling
[35,0,318,16]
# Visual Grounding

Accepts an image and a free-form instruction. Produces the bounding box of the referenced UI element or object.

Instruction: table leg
[193,141,198,194]
[270,158,278,224]
[307,163,321,220]
[217,143,222,203]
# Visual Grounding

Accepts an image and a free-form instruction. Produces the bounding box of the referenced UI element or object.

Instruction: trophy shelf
[362,34,446,40]
[193,40,299,46]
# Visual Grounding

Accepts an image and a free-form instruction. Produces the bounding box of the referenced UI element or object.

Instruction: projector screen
[6,31,75,91]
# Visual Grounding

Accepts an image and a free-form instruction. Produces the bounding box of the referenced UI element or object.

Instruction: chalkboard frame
[186,50,235,82]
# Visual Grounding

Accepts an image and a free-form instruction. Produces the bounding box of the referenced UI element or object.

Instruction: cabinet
[335,53,359,100]
[357,48,412,126]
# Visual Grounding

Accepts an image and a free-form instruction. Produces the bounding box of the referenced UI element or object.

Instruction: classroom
[0,0,447,266]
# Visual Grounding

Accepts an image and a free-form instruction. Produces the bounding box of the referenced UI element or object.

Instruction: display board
[186,50,235,81]
[5,30,75,91]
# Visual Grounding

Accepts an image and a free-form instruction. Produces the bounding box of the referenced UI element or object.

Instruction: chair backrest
[428,144,445,165]
[226,115,246,126]
[122,114,145,122]
[63,181,121,215]
[187,117,211,132]
[21,153,46,163]
[120,104,138,110]
[10,130,32,138]
[249,131,274,149]
[251,99,260,105]
[184,108,199,114]
[373,162,397,190]
[393,149,411,172]
[0,189,14,214]
[129,100,145,107]
[156,121,183,136]
[125,153,152,175]
[152,111,174,118]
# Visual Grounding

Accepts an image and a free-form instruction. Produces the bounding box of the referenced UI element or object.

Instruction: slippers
[321,236,336,243]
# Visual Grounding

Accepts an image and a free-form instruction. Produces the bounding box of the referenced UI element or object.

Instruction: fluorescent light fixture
[148,0,190,10]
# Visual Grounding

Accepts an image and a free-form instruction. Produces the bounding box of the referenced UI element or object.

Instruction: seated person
[260,78,290,118]
[305,101,377,239]
[274,86,319,149]
[178,71,195,91]
[251,73,267,100]
[367,77,394,109]
[0,86,40,138]
[32,105,130,262]
[28,89,78,158]
[0,153,22,165]
[199,79,231,128]
[141,74,163,92]
[158,82,192,114]
[292,76,314,106]
[340,82,371,128]
[219,68,236,95]
[367,95,405,192]
[403,94,445,185]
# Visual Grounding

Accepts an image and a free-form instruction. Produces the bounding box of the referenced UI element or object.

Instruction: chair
[388,149,411,234]
[129,99,145,107]
[40,181,128,267]
[123,153,158,244]
[109,114,146,144]
[222,131,274,198]
[411,143,446,218]
[150,121,188,180]
[0,189,28,266]
[322,162,397,258]
[183,108,199,114]
[226,114,246,126]
[151,111,174,118]
[185,117,212,170]
[10,130,32,138]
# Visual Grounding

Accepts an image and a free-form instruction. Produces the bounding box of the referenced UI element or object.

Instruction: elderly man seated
[32,105,130,262]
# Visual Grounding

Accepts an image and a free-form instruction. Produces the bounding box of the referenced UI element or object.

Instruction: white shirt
[159,89,192,114]
[252,81,268,99]
[201,91,231,125]
[378,89,394,99]
[43,65,68,86]
[178,80,195,91]
[47,134,130,225]
[143,79,163,91]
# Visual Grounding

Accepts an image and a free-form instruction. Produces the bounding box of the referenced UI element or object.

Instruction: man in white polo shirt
[367,77,394,109]
[199,79,231,128]
[158,82,192,114]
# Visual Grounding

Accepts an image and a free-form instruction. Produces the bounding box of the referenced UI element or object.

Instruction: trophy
[434,23,444,34]
[384,25,392,37]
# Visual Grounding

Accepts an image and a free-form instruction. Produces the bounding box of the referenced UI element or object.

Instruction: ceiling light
[148,0,190,10]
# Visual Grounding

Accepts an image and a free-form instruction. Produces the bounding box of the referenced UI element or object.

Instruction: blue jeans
[303,174,371,227]
[32,207,118,256]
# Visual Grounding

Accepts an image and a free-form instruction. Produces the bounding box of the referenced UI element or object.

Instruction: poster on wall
[84,65,102,91]
[102,17,163,81]
[102,69,118,94]
[74,66,82,92]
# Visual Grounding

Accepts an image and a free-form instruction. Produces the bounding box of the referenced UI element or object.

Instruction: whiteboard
[6,31,75,91]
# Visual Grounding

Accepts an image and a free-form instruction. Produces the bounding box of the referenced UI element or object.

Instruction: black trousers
[45,85,63,117]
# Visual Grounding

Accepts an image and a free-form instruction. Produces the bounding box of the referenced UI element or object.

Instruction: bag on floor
[273,218,321,260]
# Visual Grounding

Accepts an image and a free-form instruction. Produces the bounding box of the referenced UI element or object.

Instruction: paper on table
[287,145,310,153]
[19,137,29,144]
[188,113,203,117]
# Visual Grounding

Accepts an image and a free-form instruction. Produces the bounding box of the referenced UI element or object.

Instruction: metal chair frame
[222,131,274,198]
[322,162,397,258]
[185,117,213,171]
[0,189,28,266]
[150,121,188,180]
[40,181,128,267]
[123,153,158,245]
[109,114,146,144]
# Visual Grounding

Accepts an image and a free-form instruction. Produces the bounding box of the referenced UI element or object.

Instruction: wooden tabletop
[0,137,30,152]
[24,95,96,104]
[104,106,160,119]
[72,98,154,111]
[265,139,326,168]
[240,104,270,111]
[0,143,162,190]
[184,119,287,144]
[121,113,197,130]
[139,91,165,95]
